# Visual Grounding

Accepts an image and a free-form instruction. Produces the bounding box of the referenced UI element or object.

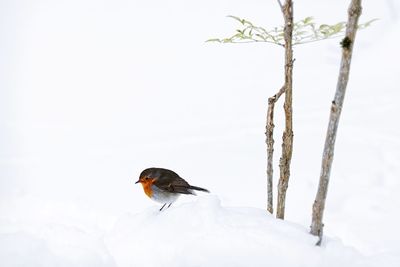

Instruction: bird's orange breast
[140,178,156,198]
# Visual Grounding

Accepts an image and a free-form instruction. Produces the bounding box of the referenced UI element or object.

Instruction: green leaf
[303,16,313,24]
[222,38,232,43]
[295,31,308,36]
[242,19,253,26]
[206,38,222,43]
[227,15,245,25]
[364,18,379,26]
[332,22,345,33]
[319,24,330,30]
[208,14,376,46]
[255,33,266,41]
[358,18,379,29]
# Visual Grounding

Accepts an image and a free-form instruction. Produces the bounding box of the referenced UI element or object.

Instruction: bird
[135,167,209,211]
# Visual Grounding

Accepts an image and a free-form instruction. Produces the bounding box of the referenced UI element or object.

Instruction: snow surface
[1,0,400,266]
[1,195,398,267]
[0,195,375,267]
[106,196,362,267]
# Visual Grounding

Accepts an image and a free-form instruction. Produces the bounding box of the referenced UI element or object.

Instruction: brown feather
[141,167,209,195]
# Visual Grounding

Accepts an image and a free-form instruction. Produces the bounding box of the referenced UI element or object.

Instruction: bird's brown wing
[153,174,194,195]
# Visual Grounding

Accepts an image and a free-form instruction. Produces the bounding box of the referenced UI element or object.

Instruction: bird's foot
[159,203,167,211]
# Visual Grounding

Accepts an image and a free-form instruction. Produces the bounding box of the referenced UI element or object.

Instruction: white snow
[0,195,368,267]
[106,196,363,267]
[2,195,398,267]
[1,0,400,266]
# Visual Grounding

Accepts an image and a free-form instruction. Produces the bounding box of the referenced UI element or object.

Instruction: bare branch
[310,0,363,246]
[277,0,284,11]
[276,0,294,220]
[266,85,286,214]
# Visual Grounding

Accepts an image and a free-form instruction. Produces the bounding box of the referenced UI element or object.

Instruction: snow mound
[105,196,365,267]
[2,195,397,267]
[0,224,116,267]
[0,195,116,267]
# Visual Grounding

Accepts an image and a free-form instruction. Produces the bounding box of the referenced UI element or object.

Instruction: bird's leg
[159,203,167,211]
[167,203,172,209]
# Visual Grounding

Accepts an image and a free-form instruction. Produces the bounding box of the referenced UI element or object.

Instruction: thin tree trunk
[310,0,362,245]
[276,0,294,220]
[266,85,285,214]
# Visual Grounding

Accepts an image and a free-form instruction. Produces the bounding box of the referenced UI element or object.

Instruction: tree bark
[266,85,285,214]
[276,0,294,220]
[310,0,362,245]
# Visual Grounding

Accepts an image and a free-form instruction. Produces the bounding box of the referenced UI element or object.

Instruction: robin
[135,167,209,211]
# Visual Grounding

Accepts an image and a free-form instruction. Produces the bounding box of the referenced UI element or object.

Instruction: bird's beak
[135,179,140,184]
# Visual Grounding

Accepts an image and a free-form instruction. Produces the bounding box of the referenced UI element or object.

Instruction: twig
[266,85,286,214]
[222,39,285,47]
[277,0,284,11]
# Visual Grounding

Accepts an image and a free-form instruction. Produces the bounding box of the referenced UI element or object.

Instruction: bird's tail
[189,185,210,193]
